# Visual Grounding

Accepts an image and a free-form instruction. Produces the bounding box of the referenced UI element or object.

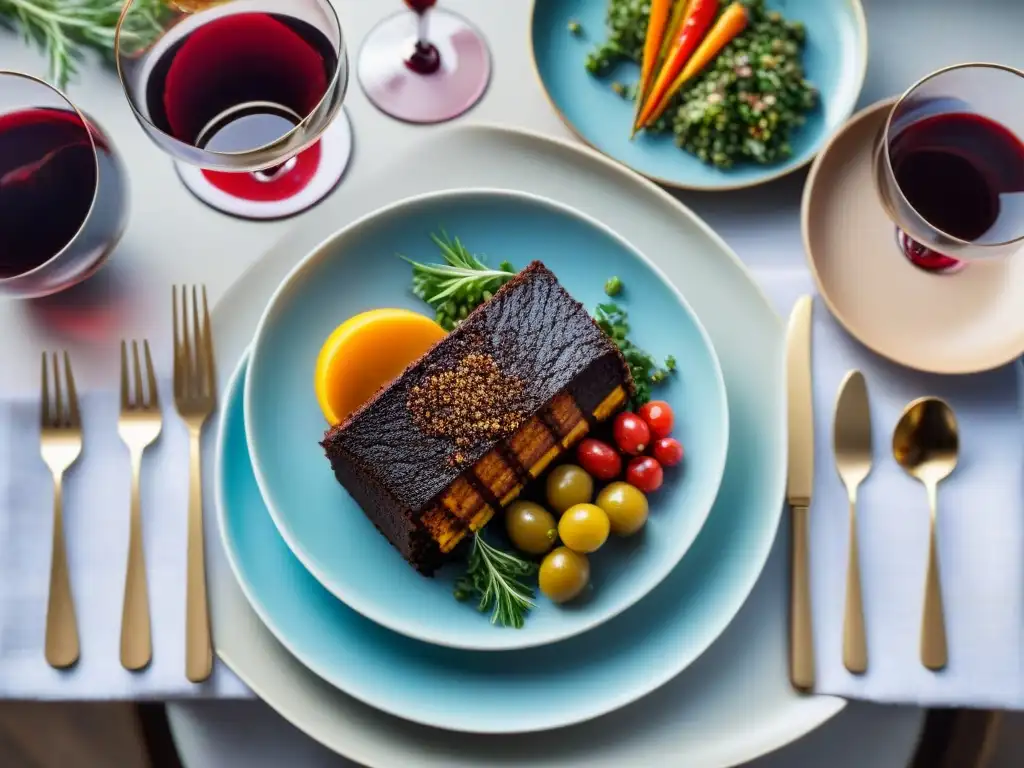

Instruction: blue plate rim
[528,0,869,191]
[242,186,730,652]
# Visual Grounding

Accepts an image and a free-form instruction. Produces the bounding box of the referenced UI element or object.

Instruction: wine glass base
[357,9,491,124]
[894,228,966,274]
[174,108,353,220]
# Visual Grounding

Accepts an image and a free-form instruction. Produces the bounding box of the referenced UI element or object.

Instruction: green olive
[596,481,649,536]
[546,464,595,514]
[505,501,558,556]
[539,547,591,604]
[558,503,610,554]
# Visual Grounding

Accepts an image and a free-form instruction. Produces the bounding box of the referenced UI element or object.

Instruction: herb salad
[586,0,818,168]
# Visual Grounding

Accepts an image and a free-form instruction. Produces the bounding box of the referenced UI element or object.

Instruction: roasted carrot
[657,0,692,68]
[634,0,718,132]
[635,0,675,112]
[641,2,749,128]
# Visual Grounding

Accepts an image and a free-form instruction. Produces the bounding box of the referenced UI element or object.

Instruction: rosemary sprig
[0,0,168,90]
[400,231,515,331]
[454,533,537,629]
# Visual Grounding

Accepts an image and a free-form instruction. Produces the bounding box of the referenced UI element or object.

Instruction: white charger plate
[202,124,845,766]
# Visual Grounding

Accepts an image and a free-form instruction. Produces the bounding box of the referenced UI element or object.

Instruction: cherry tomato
[576,438,622,480]
[638,400,674,438]
[652,437,684,467]
[613,412,651,455]
[626,456,664,493]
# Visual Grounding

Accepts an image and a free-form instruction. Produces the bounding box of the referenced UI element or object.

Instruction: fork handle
[185,429,212,683]
[45,478,79,669]
[121,453,152,671]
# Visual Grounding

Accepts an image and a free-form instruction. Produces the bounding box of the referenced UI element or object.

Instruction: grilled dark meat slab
[321,261,634,573]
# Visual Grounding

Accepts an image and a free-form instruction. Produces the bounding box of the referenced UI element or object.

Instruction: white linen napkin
[759,268,1024,708]
[0,382,249,699]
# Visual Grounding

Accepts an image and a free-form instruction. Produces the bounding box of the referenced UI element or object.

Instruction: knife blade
[786,295,815,692]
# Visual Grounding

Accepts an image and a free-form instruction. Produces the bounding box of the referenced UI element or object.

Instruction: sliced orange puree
[315,308,446,425]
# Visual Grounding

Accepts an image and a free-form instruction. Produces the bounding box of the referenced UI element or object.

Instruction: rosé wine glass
[357,0,491,124]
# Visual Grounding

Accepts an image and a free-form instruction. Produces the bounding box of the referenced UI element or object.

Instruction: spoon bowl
[892,396,959,672]
[892,397,959,484]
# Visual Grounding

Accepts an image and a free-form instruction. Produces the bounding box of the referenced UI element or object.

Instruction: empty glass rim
[881,61,1024,250]
[0,69,102,285]
[113,0,347,166]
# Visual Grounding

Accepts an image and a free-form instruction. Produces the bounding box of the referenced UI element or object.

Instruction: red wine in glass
[358,1,491,124]
[404,0,441,75]
[0,100,127,298]
[115,2,349,220]
[889,112,1024,271]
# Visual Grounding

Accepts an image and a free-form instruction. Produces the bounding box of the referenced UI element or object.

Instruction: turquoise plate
[221,344,775,733]
[530,0,868,190]
[243,189,728,652]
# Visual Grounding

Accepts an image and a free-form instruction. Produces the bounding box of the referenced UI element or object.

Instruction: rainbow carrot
[634,0,718,132]
[641,2,749,128]
[657,0,692,68]
[633,0,675,128]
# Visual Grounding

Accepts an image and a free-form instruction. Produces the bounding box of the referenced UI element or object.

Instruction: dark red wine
[0,109,106,280]
[405,0,437,13]
[889,112,1024,244]
[144,13,337,152]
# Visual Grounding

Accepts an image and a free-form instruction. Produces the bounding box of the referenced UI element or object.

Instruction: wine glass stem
[417,9,430,47]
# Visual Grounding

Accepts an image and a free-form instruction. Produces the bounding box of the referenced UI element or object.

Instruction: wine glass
[0,71,128,299]
[358,0,491,124]
[115,0,350,220]
[873,63,1024,274]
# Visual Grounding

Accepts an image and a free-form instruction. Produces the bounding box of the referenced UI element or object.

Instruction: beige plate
[802,99,1024,374]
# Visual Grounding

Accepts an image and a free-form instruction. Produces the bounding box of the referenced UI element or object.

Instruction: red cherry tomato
[577,438,623,480]
[626,456,664,493]
[638,400,674,438]
[613,412,651,455]
[653,437,684,467]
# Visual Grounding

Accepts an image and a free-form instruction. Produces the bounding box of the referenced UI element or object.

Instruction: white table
[3,0,1021,765]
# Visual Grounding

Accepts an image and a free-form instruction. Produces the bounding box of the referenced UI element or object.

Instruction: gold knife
[786,295,815,692]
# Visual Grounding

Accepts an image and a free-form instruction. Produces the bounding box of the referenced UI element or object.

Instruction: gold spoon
[833,370,872,675]
[892,397,959,672]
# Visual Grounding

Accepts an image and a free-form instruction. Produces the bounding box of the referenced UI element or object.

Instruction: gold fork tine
[64,352,81,429]
[132,341,144,408]
[173,287,182,400]
[52,353,64,428]
[41,353,50,428]
[202,286,216,397]
[120,341,130,410]
[182,285,193,398]
[144,341,158,409]
[191,285,202,396]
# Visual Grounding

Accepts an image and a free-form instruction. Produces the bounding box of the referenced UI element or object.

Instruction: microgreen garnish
[595,301,675,406]
[454,533,537,629]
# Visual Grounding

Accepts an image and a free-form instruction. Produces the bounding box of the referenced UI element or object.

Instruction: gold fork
[174,286,216,683]
[118,339,162,671]
[40,351,82,669]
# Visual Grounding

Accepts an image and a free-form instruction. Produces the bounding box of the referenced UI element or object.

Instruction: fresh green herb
[586,0,817,168]
[595,301,674,407]
[400,232,515,331]
[454,533,537,629]
[0,0,169,90]
[567,19,581,35]
[604,275,623,296]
